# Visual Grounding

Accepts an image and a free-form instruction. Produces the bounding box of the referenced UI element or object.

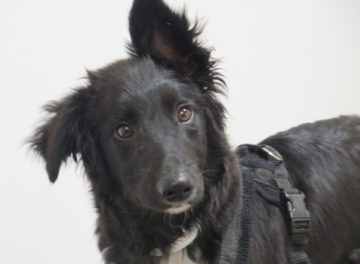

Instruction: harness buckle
[284,191,311,247]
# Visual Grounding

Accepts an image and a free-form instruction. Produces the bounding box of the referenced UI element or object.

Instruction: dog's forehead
[96,58,172,90]
[97,58,198,108]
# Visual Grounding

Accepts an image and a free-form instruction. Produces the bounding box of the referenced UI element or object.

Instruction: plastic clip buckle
[284,191,311,247]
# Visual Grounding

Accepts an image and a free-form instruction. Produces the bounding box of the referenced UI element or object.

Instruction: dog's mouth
[164,203,192,214]
[161,189,203,215]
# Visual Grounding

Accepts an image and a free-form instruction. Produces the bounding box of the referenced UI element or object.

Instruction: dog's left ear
[129,0,214,85]
[30,89,88,183]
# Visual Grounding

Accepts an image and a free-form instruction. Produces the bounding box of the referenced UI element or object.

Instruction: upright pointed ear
[30,89,88,183]
[129,0,217,87]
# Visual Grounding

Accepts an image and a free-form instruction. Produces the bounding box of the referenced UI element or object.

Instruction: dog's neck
[151,225,204,264]
[150,225,199,257]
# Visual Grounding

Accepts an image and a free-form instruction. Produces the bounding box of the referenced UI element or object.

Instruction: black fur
[258,116,360,264]
[30,0,360,263]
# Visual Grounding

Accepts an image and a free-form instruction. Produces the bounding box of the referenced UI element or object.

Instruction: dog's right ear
[128,0,215,87]
[30,89,89,183]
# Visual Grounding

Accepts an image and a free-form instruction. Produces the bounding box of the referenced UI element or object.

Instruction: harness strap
[216,172,255,264]
[261,145,311,264]
[237,172,255,264]
[217,144,311,264]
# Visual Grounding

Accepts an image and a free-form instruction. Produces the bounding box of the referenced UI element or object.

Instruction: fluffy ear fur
[30,89,88,183]
[128,0,220,90]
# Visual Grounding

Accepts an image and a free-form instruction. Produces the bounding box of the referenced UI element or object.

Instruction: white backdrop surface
[1,0,359,263]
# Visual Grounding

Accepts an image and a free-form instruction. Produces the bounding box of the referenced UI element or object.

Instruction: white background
[1,0,359,263]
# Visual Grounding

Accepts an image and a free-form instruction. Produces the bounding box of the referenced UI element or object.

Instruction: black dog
[30,0,360,263]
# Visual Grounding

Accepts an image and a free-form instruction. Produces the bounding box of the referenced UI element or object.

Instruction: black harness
[217,144,311,264]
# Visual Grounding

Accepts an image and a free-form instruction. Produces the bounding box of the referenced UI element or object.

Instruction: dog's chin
[163,204,192,215]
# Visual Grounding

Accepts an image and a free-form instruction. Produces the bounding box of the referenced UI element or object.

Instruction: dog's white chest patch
[159,250,202,264]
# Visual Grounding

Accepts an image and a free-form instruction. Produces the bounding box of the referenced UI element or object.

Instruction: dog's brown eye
[115,124,134,139]
[177,107,193,123]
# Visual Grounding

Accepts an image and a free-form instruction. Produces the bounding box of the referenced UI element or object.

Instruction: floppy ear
[129,0,218,88]
[30,89,88,183]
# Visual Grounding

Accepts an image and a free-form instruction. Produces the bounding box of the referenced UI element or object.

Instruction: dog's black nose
[161,180,194,202]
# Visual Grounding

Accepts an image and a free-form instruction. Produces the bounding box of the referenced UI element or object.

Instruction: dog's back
[260,115,360,263]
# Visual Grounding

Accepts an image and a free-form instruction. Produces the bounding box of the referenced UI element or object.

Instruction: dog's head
[31,0,228,215]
